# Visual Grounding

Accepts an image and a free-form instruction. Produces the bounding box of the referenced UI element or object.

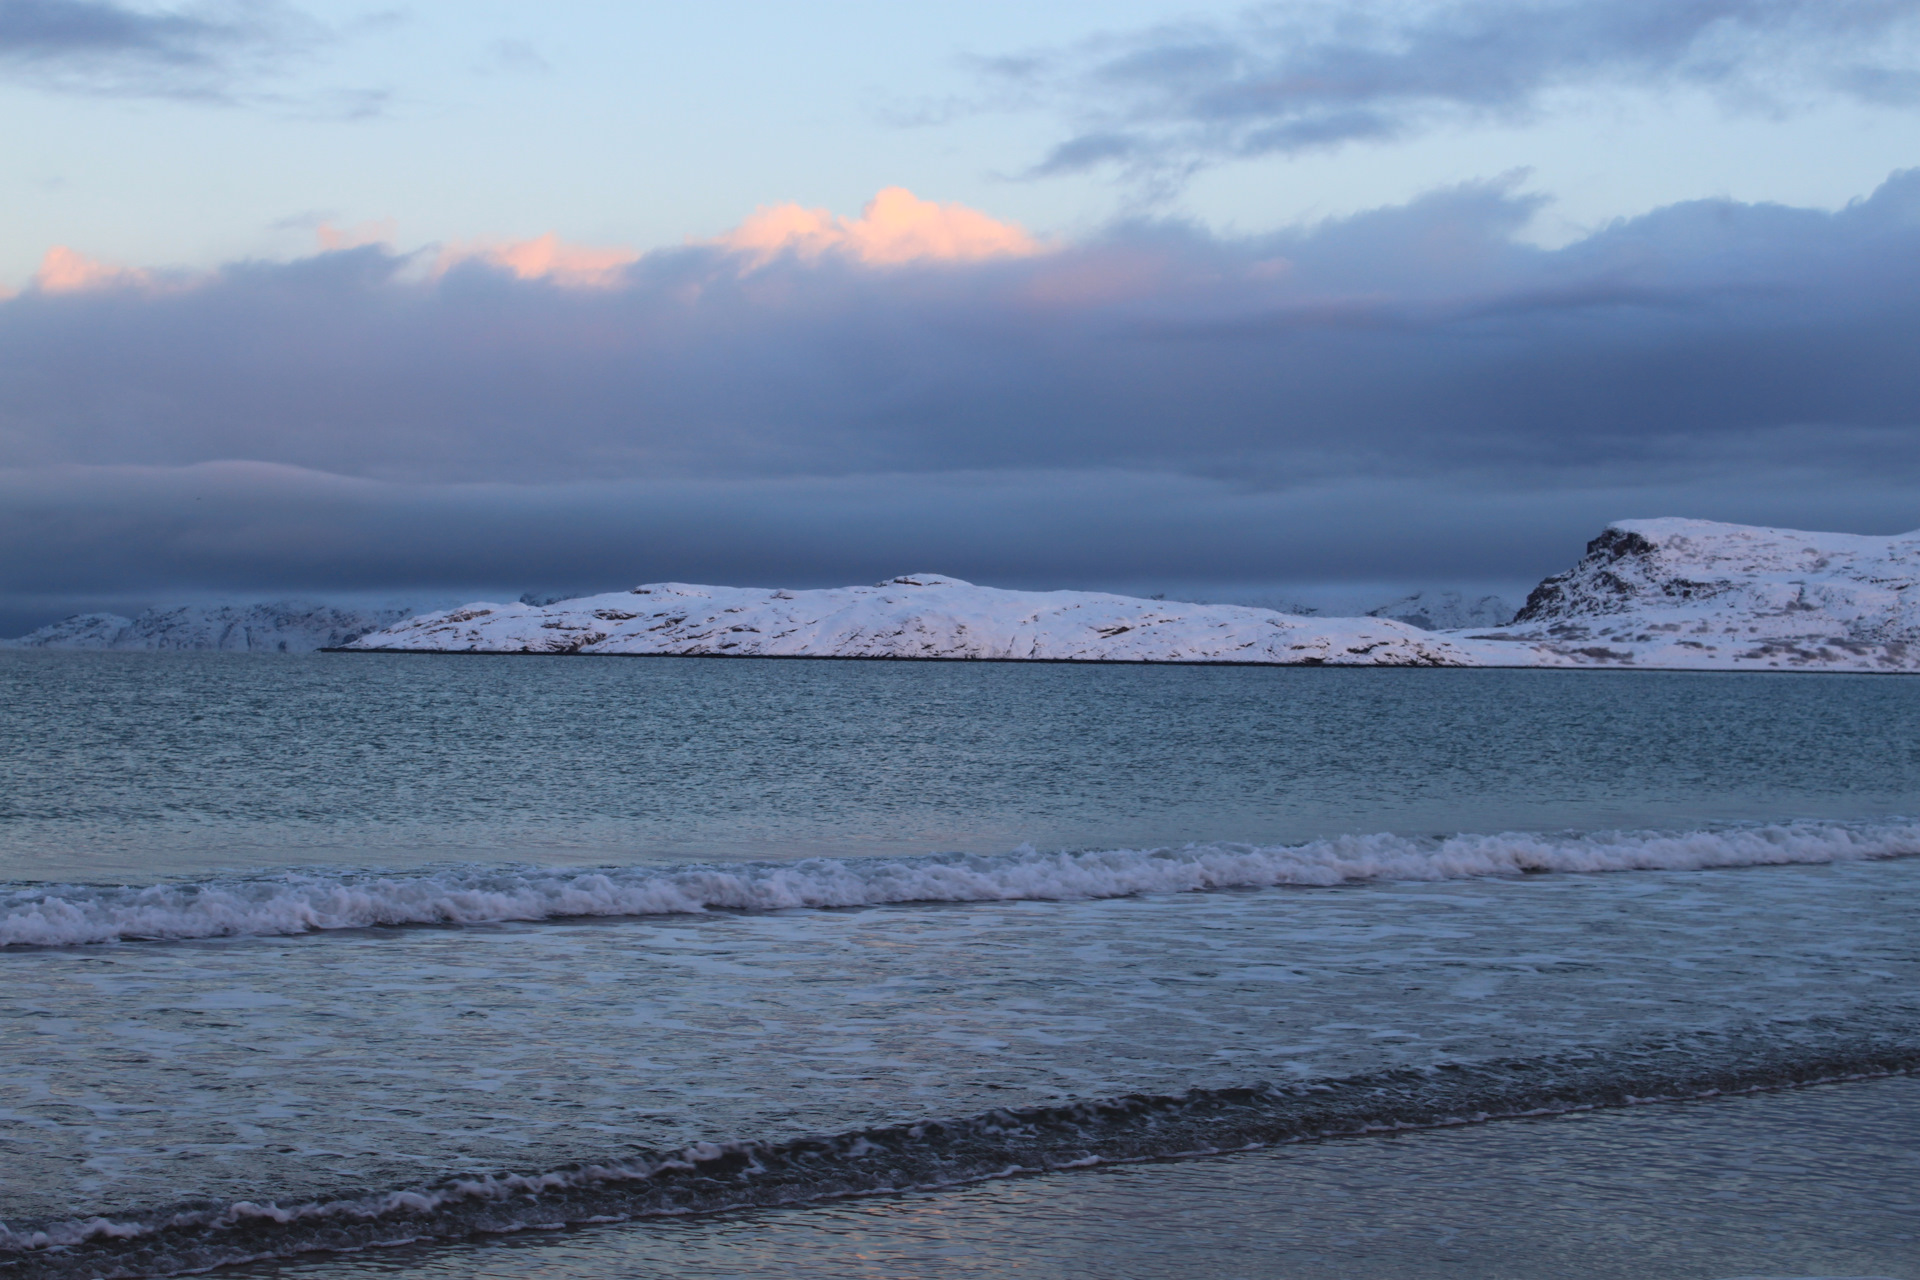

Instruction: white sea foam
[3,820,1914,947]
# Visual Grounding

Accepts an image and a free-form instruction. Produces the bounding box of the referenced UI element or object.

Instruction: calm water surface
[3,651,1917,877]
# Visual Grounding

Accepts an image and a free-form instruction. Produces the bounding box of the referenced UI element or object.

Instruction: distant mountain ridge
[0,591,1516,646]
[1366,591,1514,630]
[12,520,1915,671]
[2,602,420,653]
[342,519,1920,672]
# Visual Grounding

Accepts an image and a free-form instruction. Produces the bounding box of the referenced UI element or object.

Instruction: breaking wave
[3,1025,1914,1279]
[4,819,1916,948]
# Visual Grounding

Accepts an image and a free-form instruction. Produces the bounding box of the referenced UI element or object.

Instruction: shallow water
[2,653,1917,1278]
[252,1075,1920,1280]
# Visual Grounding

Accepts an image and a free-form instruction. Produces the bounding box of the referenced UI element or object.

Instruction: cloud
[315,219,396,253]
[7,460,1909,613]
[0,0,343,104]
[30,244,149,292]
[434,233,641,288]
[0,0,237,62]
[711,187,1043,267]
[991,0,1920,183]
[1,176,1918,616]
[479,36,548,76]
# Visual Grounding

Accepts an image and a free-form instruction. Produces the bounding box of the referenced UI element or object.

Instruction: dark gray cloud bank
[4,170,1920,633]
[988,0,1920,184]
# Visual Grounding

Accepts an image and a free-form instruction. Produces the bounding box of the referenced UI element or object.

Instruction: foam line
[3,819,1915,947]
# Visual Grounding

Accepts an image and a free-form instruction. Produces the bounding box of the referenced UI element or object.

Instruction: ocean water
[1,651,1917,1279]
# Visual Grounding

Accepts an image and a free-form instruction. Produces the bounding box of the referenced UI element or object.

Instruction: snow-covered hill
[346,575,1486,666]
[1462,518,1920,672]
[342,520,1920,673]
[4,602,421,652]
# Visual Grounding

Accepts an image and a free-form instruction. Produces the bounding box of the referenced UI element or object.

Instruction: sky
[4,0,1920,633]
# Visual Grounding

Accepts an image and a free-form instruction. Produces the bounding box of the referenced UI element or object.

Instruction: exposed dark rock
[1512,529,1661,624]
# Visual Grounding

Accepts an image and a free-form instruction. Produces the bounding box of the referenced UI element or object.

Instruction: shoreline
[320,646,1919,675]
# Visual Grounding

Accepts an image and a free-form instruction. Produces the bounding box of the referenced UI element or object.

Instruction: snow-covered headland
[342,519,1919,673]
[2,602,420,653]
[1472,518,1919,672]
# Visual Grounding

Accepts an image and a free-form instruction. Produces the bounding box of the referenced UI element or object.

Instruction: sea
[1,650,1916,1279]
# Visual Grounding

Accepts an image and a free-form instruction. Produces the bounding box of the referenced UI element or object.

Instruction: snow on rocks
[1465,518,1920,672]
[346,575,1489,666]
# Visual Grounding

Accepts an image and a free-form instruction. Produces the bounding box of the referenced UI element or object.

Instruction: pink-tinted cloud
[434,233,639,288]
[714,187,1043,268]
[32,246,149,294]
[21,192,1037,300]
[316,220,398,252]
